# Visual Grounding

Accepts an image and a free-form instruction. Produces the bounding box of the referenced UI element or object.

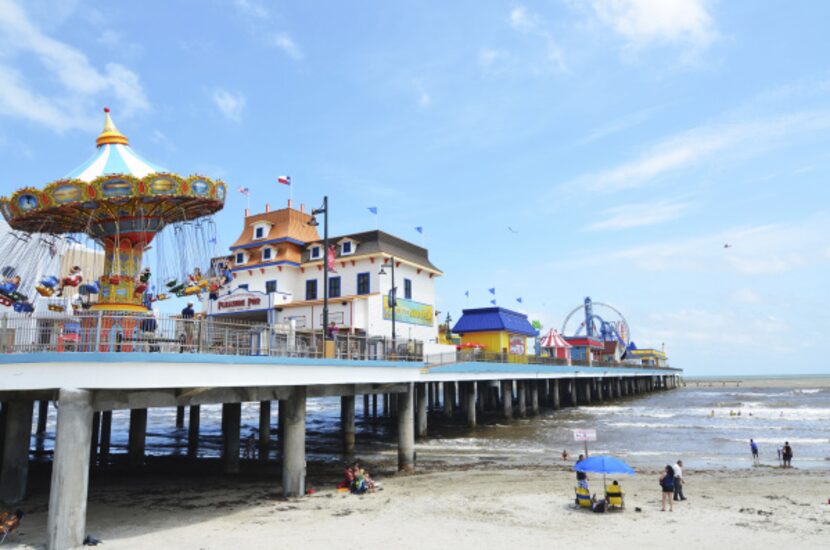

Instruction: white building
[205,202,443,344]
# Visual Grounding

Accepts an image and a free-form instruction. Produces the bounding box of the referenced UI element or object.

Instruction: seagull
[723,244,732,249]
[508,226,519,234]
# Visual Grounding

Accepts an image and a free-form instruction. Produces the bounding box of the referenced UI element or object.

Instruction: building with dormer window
[205,202,443,343]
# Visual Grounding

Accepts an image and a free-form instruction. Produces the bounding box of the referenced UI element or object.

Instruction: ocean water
[30,380,830,471]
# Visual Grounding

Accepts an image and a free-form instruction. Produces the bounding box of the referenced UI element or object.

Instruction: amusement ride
[561,296,633,352]
[0,108,228,316]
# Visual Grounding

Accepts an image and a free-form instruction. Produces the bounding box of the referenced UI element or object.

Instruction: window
[329,276,341,298]
[357,272,370,295]
[305,279,318,300]
[254,226,265,239]
[262,247,272,260]
[238,284,249,291]
[265,280,277,293]
[404,278,412,300]
[341,241,352,255]
[310,246,321,259]
[235,252,245,264]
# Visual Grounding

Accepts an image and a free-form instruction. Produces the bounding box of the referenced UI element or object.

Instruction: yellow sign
[383,296,433,326]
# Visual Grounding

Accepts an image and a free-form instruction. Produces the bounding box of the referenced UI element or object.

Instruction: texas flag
[278,175,291,186]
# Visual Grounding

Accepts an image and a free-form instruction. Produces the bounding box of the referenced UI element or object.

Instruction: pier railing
[425,349,675,371]
[0,313,423,362]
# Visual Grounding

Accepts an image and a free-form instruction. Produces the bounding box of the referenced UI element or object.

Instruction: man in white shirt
[672,460,686,501]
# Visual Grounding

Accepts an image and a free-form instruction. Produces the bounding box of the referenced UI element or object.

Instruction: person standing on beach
[782,442,793,468]
[672,460,686,501]
[750,439,759,465]
[659,465,675,512]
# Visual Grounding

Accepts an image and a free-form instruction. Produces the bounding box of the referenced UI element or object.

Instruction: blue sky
[1,0,829,375]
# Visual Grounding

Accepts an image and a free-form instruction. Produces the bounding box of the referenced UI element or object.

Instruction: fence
[0,313,423,362]
[424,349,675,371]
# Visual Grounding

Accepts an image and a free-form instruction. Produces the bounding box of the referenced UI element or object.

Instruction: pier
[0,314,681,550]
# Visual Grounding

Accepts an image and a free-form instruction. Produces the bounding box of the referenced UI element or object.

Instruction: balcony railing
[0,312,423,362]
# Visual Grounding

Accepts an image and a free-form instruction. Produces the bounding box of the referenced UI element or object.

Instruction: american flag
[238,187,250,196]
[278,176,291,186]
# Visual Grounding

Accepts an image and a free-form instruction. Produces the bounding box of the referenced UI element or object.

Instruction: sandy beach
[6,461,829,549]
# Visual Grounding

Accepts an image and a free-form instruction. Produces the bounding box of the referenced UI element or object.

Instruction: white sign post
[573,428,597,457]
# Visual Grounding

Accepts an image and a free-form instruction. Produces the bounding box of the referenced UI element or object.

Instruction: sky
[1,0,829,375]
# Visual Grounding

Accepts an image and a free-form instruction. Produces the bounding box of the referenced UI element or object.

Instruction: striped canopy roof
[64,109,166,182]
[539,328,572,349]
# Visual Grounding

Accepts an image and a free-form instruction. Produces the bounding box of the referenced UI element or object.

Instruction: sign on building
[383,296,433,326]
[209,289,271,316]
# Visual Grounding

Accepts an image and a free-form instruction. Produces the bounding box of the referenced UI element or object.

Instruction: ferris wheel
[561,296,631,349]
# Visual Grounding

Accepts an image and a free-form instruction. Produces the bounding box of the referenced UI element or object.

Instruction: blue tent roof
[452,307,538,337]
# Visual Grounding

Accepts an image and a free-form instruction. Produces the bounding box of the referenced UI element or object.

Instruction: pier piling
[501,380,513,419]
[259,400,271,460]
[175,406,185,429]
[99,411,112,461]
[517,381,527,418]
[222,403,241,474]
[397,383,415,472]
[416,383,428,438]
[47,389,93,550]
[187,405,200,458]
[0,399,33,503]
[465,382,477,428]
[341,395,356,456]
[128,408,147,468]
[282,386,307,497]
[37,400,49,434]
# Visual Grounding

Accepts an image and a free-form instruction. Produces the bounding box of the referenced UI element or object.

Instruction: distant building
[628,348,668,367]
[451,307,538,357]
[206,202,443,343]
[563,336,604,364]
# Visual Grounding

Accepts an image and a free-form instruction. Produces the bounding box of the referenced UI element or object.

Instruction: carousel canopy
[64,108,166,182]
[539,328,571,349]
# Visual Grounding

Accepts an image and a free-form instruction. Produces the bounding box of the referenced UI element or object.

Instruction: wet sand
[7,462,829,549]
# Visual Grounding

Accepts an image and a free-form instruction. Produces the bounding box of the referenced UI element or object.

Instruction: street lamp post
[379,256,396,355]
[308,196,329,347]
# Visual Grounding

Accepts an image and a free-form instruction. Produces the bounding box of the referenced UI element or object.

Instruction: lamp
[307,196,329,342]
[378,256,396,352]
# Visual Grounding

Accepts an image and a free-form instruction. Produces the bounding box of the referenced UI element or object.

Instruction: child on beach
[750,439,759,465]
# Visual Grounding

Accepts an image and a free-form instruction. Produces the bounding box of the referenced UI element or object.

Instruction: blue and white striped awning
[65,143,166,182]
[64,109,167,182]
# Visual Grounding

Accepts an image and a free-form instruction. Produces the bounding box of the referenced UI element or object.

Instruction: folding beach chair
[574,486,593,509]
[605,484,624,510]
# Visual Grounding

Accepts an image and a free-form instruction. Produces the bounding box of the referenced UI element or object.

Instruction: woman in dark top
[782,442,793,468]
[659,464,675,512]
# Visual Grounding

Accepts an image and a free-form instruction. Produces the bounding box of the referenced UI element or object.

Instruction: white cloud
[506,5,567,72]
[232,0,268,19]
[412,79,431,109]
[575,104,663,146]
[0,0,149,132]
[589,0,717,53]
[638,308,791,349]
[584,199,690,231]
[270,32,303,61]
[560,215,830,275]
[563,110,830,193]
[478,48,510,72]
[731,288,761,305]
[211,89,246,122]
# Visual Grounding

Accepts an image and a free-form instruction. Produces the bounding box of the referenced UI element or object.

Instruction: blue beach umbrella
[574,455,636,493]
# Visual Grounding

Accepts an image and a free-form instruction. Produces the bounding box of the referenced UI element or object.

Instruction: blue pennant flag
[516,297,523,304]
[415,226,423,234]
[488,287,496,295]
[464,290,469,298]
[208,237,217,244]
[368,207,378,215]
[490,299,497,305]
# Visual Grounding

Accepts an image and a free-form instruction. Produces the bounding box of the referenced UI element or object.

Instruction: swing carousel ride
[0,108,227,315]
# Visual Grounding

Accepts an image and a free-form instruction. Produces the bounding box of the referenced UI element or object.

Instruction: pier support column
[552,380,561,410]
[90,411,100,464]
[517,381,527,418]
[372,394,378,418]
[427,382,435,411]
[363,394,370,418]
[259,400,271,460]
[569,380,578,407]
[465,382,477,428]
[99,411,112,462]
[222,403,241,474]
[502,380,513,419]
[0,400,33,503]
[341,395,356,456]
[37,400,49,434]
[595,379,603,401]
[175,406,185,429]
[443,383,453,418]
[531,382,540,415]
[128,408,147,468]
[397,384,415,472]
[416,383,428,438]
[47,389,93,550]
[383,394,390,417]
[282,387,307,497]
[187,405,200,458]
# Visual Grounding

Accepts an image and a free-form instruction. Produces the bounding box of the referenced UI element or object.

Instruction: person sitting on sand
[575,454,588,490]
[606,480,624,509]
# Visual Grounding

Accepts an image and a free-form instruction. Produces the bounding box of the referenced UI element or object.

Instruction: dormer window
[341,241,353,255]
[235,252,245,264]
[310,246,322,260]
[262,247,272,261]
[253,222,270,240]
